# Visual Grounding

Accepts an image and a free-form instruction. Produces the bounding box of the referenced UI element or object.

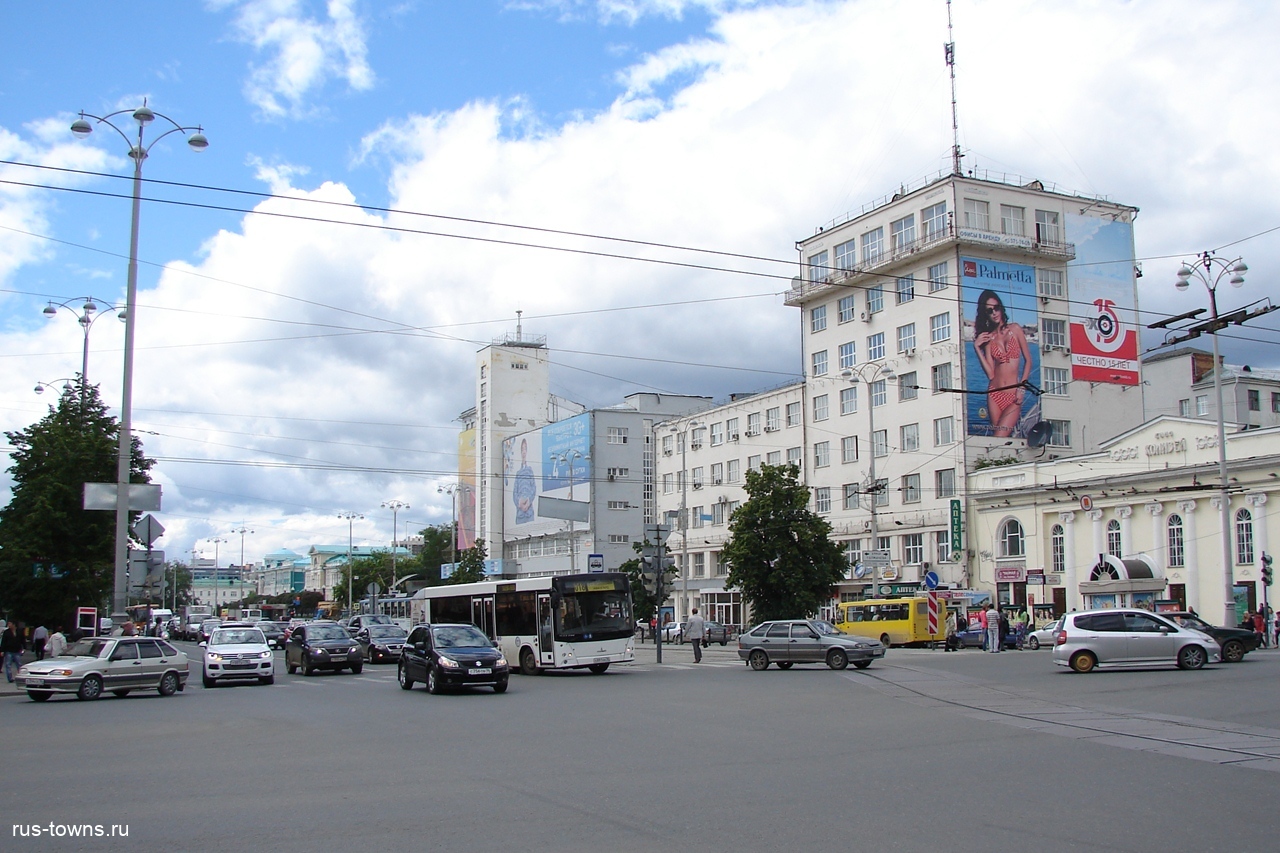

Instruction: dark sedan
[1164,611,1261,663]
[737,619,885,670]
[357,624,409,663]
[285,621,364,675]
[397,623,508,694]
[255,620,286,650]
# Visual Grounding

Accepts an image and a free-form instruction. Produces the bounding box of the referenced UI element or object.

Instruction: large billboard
[1066,213,1140,385]
[456,429,477,551]
[961,257,1042,439]
[503,412,592,539]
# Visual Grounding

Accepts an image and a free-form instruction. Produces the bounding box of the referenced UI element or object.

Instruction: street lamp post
[338,511,363,616]
[437,483,469,578]
[669,420,703,620]
[842,365,896,585]
[40,296,126,398]
[549,451,586,572]
[208,537,227,615]
[381,500,410,591]
[1176,252,1248,625]
[232,526,253,606]
[70,101,207,618]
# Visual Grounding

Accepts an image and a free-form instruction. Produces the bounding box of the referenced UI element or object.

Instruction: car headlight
[437,655,459,668]
[207,653,223,662]
[53,668,74,677]
[495,657,507,667]
[259,651,273,659]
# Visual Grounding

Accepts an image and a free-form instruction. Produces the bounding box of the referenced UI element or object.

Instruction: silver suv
[1051,608,1219,673]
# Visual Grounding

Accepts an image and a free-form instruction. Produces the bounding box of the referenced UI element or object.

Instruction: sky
[2,0,1278,570]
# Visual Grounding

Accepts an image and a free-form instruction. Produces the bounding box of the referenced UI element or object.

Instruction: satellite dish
[1026,421,1053,449]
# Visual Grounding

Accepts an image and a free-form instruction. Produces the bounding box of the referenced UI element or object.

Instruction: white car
[660,621,685,643]
[1026,618,1062,650]
[202,626,276,687]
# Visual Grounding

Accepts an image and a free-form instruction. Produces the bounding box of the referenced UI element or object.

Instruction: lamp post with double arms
[232,526,253,606]
[40,296,126,399]
[70,101,207,617]
[550,451,587,572]
[1175,252,1248,625]
[338,511,363,616]
[207,537,227,615]
[842,365,896,579]
[381,500,410,591]
[437,483,469,579]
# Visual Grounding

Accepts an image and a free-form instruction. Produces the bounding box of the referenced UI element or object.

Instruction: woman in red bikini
[973,289,1031,437]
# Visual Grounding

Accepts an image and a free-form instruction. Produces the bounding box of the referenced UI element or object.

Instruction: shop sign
[995,566,1027,583]
[1026,570,1046,586]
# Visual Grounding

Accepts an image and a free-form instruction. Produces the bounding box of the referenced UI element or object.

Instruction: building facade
[1144,347,1280,430]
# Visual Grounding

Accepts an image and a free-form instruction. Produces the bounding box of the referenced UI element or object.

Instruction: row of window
[840,532,955,568]
[1179,391,1280,417]
[813,468,957,512]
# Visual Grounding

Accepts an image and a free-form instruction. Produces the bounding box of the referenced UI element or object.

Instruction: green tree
[449,538,488,585]
[414,523,454,585]
[331,550,397,609]
[620,540,678,622]
[722,464,845,623]
[0,379,154,627]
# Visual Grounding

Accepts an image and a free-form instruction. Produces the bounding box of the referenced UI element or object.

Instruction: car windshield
[201,620,221,629]
[365,615,392,624]
[211,629,266,646]
[309,625,350,641]
[555,589,634,642]
[368,626,407,639]
[1172,614,1211,631]
[67,639,109,658]
[811,620,840,635]
[432,625,492,649]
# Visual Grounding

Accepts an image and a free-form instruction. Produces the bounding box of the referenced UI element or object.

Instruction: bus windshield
[554,585,633,642]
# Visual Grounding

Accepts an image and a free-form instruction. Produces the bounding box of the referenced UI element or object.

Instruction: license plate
[26,679,45,686]
[594,657,610,664]
[227,663,254,669]
[467,668,491,675]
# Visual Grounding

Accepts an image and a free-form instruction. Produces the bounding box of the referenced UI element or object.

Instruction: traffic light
[639,547,660,596]
[1263,552,1273,587]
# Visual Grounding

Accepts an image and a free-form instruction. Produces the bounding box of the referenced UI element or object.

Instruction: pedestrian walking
[685,607,706,663]
[986,604,1002,653]
[999,609,1011,651]
[2,620,25,682]
[31,624,48,660]
[976,605,989,651]
[46,625,67,659]
[944,609,959,652]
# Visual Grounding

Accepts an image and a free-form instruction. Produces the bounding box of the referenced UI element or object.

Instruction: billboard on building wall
[961,257,1042,439]
[503,412,592,539]
[1065,213,1140,385]
[457,429,477,551]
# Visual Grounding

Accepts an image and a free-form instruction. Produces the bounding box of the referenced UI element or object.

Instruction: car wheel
[827,648,849,671]
[588,663,610,674]
[879,634,891,647]
[520,648,539,676]
[28,690,52,702]
[159,672,180,696]
[398,662,415,690]
[1028,636,1041,650]
[1178,644,1207,670]
[259,675,274,686]
[494,681,508,694]
[202,670,216,689]
[427,666,443,695]
[719,641,727,646]
[748,649,769,671]
[302,656,314,676]
[350,663,363,675]
[1222,640,1246,663]
[77,674,103,701]
[852,660,872,669]
[111,689,131,698]
[1069,651,1097,673]
[776,661,794,670]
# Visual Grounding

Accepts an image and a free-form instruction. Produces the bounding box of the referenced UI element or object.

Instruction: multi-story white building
[1144,347,1280,430]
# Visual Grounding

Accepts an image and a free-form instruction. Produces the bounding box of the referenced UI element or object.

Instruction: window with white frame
[1000,204,1026,236]
[861,227,884,264]
[1034,209,1061,244]
[1051,525,1065,574]
[928,261,948,292]
[607,426,629,444]
[841,436,858,463]
[693,552,706,578]
[662,434,674,455]
[1045,419,1071,447]
[692,467,704,488]
[1000,519,1026,557]
[835,240,856,272]
[874,478,889,507]
[900,423,920,453]
[866,285,884,314]
[811,304,827,333]
[814,441,830,468]
[932,362,953,393]
[1166,514,1184,568]
[710,462,723,484]
[766,451,781,466]
[1043,367,1069,396]
[872,429,888,457]
[807,251,829,283]
[787,446,802,467]
[868,332,886,361]
[963,198,989,230]
[726,417,739,440]
[898,371,918,401]
[838,294,856,323]
[712,502,726,526]
[608,534,629,544]
[1107,519,1122,558]
[607,501,630,510]
[663,473,674,494]
[896,275,915,304]
[844,539,863,570]
[922,202,947,240]
[1179,399,1191,417]
[1195,395,1208,416]
[766,407,781,430]
[838,341,856,370]
[890,214,916,252]
[812,350,828,377]
[934,416,954,445]
[840,386,857,415]
[786,402,802,427]
[607,467,629,478]
[691,427,706,448]
[710,422,724,446]
[747,412,761,436]
[904,532,924,563]
[1236,508,1255,565]
[1038,268,1065,297]
[1042,318,1067,348]
[897,323,916,352]
[871,379,887,407]
[815,487,831,514]
[843,484,860,511]
[935,530,952,564]
[935,467,955,498]
[929,312,951,343]
[727,459,740,483]
[747,454,761,471]
[902,474,921,503]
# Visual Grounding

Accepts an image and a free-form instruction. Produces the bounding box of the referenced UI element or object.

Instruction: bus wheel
[880,634,891,648]
[588,663,609,674]
[520,649,539,676]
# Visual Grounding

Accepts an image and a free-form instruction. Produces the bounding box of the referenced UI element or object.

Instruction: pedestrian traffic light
[639,548,660,596]
[1263,552,1273,587]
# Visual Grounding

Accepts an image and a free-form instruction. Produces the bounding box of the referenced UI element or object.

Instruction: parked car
[398,623,509,694]
[703,620,731,646]
[737,619,885,671]
[357,624,409,663]
[1052,608,1219,673]
[202,626,275,687]
[1026,618,1062,650]
[254,621,286,650]
[660,621,684,643]
[15,636,189,702]
[1163,611,1261,663]
[285,621,364,675]
[345,613,394,637]
[954,625,1019,650]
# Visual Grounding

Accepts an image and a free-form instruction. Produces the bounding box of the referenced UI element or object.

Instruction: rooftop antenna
[515,309,523,343]
[945,0,963,175]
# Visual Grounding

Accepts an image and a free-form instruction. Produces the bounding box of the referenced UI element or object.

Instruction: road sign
[587,553,604,573]
[131,513,165,546]
[923,571,939,590]
[861,549,891,568]
[927,591,939,635]
[950,498,963,556]
[366,581,382,596]
[643,523,672,545]
[84,482,162,511]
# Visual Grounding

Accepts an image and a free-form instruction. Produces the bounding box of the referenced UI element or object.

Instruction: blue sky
[2,0,1278,566]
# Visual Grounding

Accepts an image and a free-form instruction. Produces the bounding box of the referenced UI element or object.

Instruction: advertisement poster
[1065,213,1139,385]
[456,429,477,551]
[503,412,592,539]
[961,257,1042,438]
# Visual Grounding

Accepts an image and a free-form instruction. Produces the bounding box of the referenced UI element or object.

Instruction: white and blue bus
[378,573,635,675]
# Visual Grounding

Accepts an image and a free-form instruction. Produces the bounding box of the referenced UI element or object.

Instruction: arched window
[1106,519,1122,558]
[1166,514,1185,568]
[1050,524,1065,574]
[1235,508,1255,565]
[999,519,1025,558]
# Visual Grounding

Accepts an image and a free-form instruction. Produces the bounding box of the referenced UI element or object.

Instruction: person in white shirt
[46,626,68,659]
[31,624,49,660]
[684,608,706,663]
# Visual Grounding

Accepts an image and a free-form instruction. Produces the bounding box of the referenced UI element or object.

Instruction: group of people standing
[1,620,68,682]
[943,603,1030,652]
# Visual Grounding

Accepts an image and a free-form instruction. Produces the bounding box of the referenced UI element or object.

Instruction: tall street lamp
[668,420,703,620]
[382,500,410,591]
[338,511,363,616]
[842,364,896,585]
[550,450,587,572]
[41,296,126,397]
[1176,252,1248,625]
[232,526,254,606]
[71,101,208,617]
[207,537,227,615]
[437,483,469,579]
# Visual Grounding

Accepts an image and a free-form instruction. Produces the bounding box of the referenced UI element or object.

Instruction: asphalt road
[3,640,1279,852]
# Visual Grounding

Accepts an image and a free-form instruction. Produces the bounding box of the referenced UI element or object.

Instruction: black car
[285,621,364,675]
[1164,611,1261,663]
[357,624,409,663]
[255,620,286,650]
[397,623,509,694]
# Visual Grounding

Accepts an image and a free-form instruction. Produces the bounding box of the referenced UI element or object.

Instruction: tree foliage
[620,540,678,622]
[449,538,488,585]
[0,379,153,627]
[722,464,845,623]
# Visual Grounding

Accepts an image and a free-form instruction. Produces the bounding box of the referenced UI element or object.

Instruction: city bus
[834,597,942,648]
[387,573,635,675]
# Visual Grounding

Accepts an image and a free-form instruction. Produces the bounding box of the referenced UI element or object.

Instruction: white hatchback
[1051,609,1219,673]
[202,626,276,687]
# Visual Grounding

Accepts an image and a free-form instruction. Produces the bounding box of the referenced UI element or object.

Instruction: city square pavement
[3,640,1279,852]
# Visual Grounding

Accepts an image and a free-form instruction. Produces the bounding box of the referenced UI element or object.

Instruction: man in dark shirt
[1,621,26,682]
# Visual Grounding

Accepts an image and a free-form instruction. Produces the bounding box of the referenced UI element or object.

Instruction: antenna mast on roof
[945,0,963,175]
[515,309,523,343]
